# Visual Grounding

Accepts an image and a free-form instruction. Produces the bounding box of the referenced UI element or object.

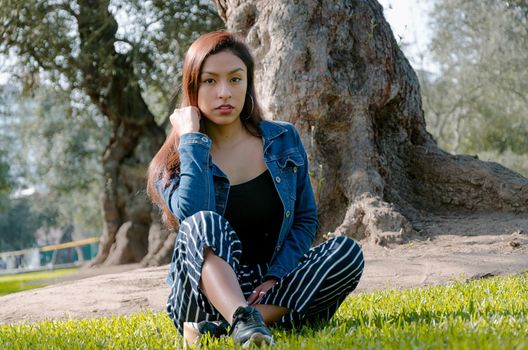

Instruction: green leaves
[421,0,528,176]
[0,1,225,246]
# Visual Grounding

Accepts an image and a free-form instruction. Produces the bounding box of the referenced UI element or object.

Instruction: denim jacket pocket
[276,152,304,168]
[275,152,304,199]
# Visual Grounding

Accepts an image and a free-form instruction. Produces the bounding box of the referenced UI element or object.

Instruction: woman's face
[197,50,248,126]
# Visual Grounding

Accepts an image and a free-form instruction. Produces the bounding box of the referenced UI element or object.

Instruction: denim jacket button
[201,136,208,143]
[275,176,281,183]
[293,166,298,173]
[285,211,291,218]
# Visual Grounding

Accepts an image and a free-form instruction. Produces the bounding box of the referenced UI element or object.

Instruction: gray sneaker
[183,320,229,348]
[230,306,273,348]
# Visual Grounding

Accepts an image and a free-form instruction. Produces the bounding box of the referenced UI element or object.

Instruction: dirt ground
[0,211,526,325]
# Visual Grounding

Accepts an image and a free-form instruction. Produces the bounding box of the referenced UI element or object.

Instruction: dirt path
[1,212,526,325]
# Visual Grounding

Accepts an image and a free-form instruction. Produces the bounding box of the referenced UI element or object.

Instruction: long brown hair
[147,31,263,229]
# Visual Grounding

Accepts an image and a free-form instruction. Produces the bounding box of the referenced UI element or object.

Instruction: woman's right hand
[169,106,202,137]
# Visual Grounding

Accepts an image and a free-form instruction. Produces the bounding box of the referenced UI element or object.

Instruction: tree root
[140,228,175,267]
[410,146,528,212]
[331,194,414,245]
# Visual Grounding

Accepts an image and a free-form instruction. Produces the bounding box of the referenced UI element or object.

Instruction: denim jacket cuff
[178,132,211,150]
[265,265,288,280]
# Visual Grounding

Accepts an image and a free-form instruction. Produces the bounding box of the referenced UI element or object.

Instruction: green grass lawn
[0,273,526,349]
[0,268,78,296]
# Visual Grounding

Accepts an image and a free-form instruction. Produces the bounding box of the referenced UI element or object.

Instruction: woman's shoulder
[259,119,294,128]
[259,119,300,138]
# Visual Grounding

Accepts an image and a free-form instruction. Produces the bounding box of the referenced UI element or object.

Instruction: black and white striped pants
[166,211,364,334]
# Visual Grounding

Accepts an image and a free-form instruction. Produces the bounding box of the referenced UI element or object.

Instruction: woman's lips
[216,105,234,114]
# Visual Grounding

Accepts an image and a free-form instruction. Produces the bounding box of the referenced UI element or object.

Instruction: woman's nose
[217,81,232,98]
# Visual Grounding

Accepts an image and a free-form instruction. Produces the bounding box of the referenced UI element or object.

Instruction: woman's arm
[157,107,216,222]
[158,133,216,222]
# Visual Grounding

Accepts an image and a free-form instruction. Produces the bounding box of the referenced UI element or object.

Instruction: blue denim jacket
[158,120,319,282]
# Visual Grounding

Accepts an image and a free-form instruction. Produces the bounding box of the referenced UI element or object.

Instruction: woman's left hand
[247,279,278,306]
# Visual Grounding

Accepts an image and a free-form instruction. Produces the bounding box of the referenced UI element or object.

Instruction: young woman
[147,31,364,347]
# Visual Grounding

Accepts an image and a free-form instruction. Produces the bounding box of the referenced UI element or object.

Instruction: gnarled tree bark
[212,0,528,244]
[75,1,166,266]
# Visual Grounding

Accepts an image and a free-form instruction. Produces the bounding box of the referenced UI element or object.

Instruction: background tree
[3,0,527,263]
[212,0,528,243]
[421,0,528,176]
[0,85,17,214]
[0,150,12,214]
[0,198,41,252]
[7,86,106,238]
[0,1,223,264]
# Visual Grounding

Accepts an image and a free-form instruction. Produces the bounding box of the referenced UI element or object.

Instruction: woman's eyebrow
[201,67,245,76]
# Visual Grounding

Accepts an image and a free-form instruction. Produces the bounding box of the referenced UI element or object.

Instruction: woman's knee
[180,210,223,227]
[332,236,364,271]
[179,211,228,237]
[179,210,240,257]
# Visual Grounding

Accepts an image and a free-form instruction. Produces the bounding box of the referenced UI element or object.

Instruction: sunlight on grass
[0,273,526,349]
[0,268,78,296]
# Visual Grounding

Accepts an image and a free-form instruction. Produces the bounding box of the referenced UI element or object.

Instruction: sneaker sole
[183,321,229,348]
[183,322,201,349]
[242,332,273,348]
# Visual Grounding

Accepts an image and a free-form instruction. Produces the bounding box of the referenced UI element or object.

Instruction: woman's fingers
[255,291,266,304]
[247,290,260,305]
[169,106,201,136]
[247,280,278,305]
[247,289,268,305]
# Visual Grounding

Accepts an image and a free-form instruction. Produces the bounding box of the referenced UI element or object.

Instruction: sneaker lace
[230,308,259,334]
[245,310,260,324]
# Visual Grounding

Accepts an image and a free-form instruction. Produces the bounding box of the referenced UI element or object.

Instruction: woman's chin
[204,114,242,127]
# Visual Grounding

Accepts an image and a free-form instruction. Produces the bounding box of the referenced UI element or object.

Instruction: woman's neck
[204,119,250,150]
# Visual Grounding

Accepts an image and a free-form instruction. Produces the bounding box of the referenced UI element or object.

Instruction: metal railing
[0,237,100,275]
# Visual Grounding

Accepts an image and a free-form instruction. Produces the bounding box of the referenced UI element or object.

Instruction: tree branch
[211,0,228,22]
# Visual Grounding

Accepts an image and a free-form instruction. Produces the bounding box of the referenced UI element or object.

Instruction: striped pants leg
[166,211,242,334]
[166,211,364,334]
[260,235,364,327]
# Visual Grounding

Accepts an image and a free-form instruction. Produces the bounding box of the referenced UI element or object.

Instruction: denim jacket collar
[211,120,288,179]
[260,120,288,141]
[260,120,290,156]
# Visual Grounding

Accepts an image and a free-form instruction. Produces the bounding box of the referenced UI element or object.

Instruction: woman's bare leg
[199,247,247,323]
[254,304,289,325]
[200,247,289,325]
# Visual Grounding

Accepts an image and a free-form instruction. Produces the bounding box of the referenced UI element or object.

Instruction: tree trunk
[213,0,528,244]
[75,1,166,265]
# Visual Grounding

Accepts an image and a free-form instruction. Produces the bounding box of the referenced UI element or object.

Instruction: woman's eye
[231,77,242,83]
[203,79,215,84]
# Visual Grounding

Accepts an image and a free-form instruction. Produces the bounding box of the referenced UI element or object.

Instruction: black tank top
[223,170,283,264]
